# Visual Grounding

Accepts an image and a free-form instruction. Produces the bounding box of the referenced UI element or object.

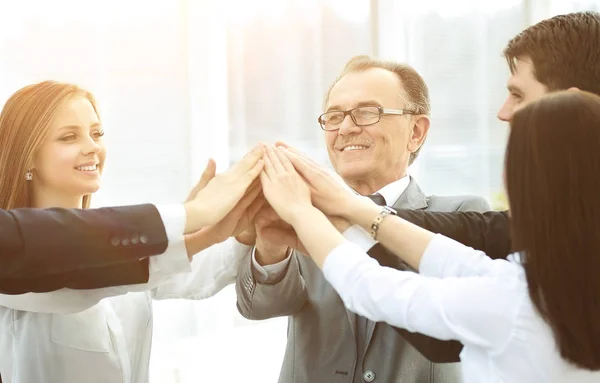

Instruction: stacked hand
[183,144,265,235]
[184,142,363,256]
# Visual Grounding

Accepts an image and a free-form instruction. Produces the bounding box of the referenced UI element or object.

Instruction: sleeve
[0,205,190,314]
[0,204,172,280]
[236,249,308,320]
[251,247,293,284]
[152,237,251,300]
[419,234,515,278]
[323,241,524,351]
[395,210,511,260]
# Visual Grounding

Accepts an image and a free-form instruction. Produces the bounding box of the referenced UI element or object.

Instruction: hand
[184,144,265,233]
[277,144,358,218]
[259,145,312,226]
[185,159,217,203]
[255,205,308,256]
[200,179,264,244]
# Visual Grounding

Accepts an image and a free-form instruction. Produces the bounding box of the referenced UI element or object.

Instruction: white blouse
[323,234,600,383]
[0,208,251,383]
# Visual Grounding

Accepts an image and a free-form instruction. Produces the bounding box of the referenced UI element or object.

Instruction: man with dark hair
[364,10,600,364]
[395,11,600,262]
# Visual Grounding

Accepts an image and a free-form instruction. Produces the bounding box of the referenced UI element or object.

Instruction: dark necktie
[367,193,386,206]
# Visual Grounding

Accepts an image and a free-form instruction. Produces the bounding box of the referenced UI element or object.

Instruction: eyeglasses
[317,106,416,131]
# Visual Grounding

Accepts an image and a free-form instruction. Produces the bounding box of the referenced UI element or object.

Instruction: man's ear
[567,87,581,92]
[407,115,430,153]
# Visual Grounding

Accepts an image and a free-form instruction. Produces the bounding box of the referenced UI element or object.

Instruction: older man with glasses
[235,56,490,383]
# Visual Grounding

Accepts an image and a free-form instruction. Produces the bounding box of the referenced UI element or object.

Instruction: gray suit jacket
[236,178,490,383]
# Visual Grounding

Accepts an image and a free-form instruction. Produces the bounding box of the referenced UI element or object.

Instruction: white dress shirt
[0,205,251,383]
[322,235,600,383]
[252,175,410,281]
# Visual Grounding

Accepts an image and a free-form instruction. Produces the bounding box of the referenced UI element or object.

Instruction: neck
[345,173,407,196]
[31,187,84,209]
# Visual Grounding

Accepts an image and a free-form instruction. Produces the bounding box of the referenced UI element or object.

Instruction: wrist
[183,202,205,234]
[255,244,289,266]
[346,196,381,229]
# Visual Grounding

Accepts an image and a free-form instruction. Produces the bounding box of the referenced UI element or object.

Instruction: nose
[82,135,102,155]
[497,100,513,122]
[338,114,362,136]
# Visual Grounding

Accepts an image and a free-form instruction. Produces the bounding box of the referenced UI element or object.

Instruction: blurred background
[1,0,598,381]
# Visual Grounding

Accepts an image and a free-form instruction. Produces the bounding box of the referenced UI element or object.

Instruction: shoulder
[426,194,491,213]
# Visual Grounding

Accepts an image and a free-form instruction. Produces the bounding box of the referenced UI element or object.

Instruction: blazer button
[363,370,376,382]
[139,234,148,244]
[121,237,130,246]
[110,236,120,246]
[130,234,139,245]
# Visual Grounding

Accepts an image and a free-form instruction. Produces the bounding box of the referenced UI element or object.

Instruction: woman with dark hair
[256,91,600,382]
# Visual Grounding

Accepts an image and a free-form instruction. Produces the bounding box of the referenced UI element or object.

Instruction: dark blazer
[0,204,168,294]
[367,209,511,363]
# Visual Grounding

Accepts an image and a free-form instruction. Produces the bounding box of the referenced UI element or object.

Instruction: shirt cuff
[151,204,191,274]
[342,224,377,252]
[251,246,293,284]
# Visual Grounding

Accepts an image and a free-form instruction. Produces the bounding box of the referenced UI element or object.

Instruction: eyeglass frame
[317,106,417,131]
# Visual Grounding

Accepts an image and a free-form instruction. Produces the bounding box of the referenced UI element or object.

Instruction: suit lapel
[362,177,429,353]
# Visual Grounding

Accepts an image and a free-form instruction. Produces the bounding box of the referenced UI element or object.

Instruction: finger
[263,151,277,180]
[247,194,267,220]
[244,158,265,185]
[274,140,290,148]
[273,146,296,173]
[238,179,262,209]
[266,145,286,174]
[232,144,265,175]
[186,158,216,202]
[259,169,271,188]
[281,148,315,181]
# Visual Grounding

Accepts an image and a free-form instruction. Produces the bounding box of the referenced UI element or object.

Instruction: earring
[25,169,33,181]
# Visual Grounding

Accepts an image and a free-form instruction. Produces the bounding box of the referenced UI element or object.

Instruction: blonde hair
[324,55,431,165]
[0,81,100,209]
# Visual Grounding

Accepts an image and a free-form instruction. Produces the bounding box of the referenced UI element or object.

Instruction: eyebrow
[326,100,382,112]
[59,122,102,131]
[507,84,524,94]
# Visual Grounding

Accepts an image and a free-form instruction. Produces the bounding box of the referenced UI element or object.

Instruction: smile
[341,145,369,152]
[75,164,98,172]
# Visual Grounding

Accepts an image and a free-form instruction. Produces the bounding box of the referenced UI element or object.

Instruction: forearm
[184,228,223,260]
[347,200,435,270]
[290,207,346,268]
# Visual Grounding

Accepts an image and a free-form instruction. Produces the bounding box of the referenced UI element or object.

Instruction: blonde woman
[0,81,264,382]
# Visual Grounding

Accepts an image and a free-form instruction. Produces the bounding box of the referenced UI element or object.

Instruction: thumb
[186,159,217,202]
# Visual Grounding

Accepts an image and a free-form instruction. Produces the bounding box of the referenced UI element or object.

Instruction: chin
[337,163,372,181]
[76,182,101,195]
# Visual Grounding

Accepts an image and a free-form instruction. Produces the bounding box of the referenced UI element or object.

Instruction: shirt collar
[374,175,410,206]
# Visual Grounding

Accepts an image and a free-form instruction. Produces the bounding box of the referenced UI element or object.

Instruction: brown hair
[504,11,600,95]
[0,81,100,209]
[506,90,600,369]
[324,55,431,165]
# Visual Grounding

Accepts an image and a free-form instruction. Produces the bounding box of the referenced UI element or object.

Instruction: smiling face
[30,96,106,207]
[324,68,429,194]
